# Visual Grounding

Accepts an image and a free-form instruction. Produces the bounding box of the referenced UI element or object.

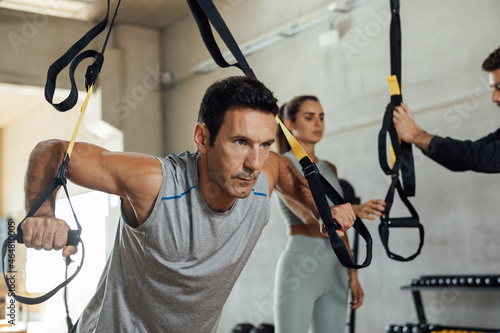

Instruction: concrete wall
[162,0,500,331]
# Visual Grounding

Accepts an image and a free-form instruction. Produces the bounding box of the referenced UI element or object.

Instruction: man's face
[490,68,500,107]
[204,108,276,199]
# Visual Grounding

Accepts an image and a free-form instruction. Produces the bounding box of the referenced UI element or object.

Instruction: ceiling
[89,0,191,29]
[0,0,191,28]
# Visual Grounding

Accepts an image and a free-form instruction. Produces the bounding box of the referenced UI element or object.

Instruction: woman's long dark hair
[276,95,319,154]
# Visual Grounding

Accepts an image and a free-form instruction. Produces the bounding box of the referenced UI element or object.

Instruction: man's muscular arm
[23,139,162,256]
[263,152,355,235]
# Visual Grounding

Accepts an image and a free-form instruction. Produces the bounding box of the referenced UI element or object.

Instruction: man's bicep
[67,142,162,198]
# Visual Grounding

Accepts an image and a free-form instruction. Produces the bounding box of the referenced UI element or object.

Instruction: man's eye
[236,139,246,145]
[305,117,312,121]
[261,142,271,149]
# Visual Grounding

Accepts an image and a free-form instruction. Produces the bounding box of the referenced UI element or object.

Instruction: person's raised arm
[263,152,355,236]
[23,139,162,256]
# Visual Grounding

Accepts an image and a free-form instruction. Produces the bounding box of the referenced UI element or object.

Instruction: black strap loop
[378,174,424,262]
[44,0,121,111]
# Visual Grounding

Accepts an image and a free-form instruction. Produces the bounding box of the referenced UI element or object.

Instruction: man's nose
[244,147,260,172]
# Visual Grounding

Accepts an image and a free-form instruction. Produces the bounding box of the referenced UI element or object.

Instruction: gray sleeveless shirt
[76,151,270,333]
[275,151,343,227]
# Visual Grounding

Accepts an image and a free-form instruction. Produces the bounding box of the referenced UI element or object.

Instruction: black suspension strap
[277,119,372,269]
[45,0,121,111]
[187,0,372,269]
[2,0,122,306]
[377,0,424,262]
[64,256,74,331]
[186,0,256,78]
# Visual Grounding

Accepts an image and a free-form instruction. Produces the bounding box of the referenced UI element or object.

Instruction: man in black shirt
[393,47,500,173]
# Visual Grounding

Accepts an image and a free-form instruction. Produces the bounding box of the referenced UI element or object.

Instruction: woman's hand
[352,199,386,220]
[349,273,364,309]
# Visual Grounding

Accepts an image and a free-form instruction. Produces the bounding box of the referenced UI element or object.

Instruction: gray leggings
[273,235,349,333]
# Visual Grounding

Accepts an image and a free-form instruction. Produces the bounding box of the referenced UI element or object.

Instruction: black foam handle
[385,217,420,228]
[16,228,80,246]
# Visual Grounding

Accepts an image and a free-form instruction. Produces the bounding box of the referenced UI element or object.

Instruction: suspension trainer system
[377,0,424,262]
[2,0,122,330]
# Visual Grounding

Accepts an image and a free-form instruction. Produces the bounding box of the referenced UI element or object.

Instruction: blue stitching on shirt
[162,186,196,200]
[252,188,267,197]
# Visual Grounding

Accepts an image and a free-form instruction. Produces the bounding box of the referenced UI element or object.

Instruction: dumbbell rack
[386,274,500,333]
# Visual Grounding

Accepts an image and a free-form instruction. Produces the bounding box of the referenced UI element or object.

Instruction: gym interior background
[1,0,499,331]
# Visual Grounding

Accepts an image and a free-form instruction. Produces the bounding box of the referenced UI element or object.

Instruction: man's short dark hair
[198,76,279,146]
[482,46,500,72]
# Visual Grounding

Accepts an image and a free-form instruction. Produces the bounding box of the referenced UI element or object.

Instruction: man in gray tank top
[22,76,356,332]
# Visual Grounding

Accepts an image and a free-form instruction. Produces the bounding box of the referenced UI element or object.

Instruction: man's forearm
[24,140,67,216]
[410,130,434,152]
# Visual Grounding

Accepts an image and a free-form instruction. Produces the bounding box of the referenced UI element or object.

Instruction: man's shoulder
[162,151,200,166]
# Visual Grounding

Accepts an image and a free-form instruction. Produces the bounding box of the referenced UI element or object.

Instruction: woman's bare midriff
[289,224,328,239]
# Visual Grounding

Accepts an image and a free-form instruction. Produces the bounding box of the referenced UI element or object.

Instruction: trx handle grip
[383,217,420,228]
[299,160,373,269]
[15,227,80,247]
[378,217,424,262]
[377,173,424,262]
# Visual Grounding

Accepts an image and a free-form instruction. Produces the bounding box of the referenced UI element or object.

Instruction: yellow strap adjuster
[65,85,93,160]
[275,115,310,162]
[386,75,401,96]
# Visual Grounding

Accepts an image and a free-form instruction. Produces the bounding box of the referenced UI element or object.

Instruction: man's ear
[194,122,210,153]
[284,118,294,131]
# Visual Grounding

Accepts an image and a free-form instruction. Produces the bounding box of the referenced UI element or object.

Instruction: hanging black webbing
[187,0,255,78]
[187,0,372,269]
[377,0,424,262]
[2,0,121,306]
[45,0,120,111]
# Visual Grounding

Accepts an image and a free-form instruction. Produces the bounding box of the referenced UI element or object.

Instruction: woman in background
[274,95,386,333]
